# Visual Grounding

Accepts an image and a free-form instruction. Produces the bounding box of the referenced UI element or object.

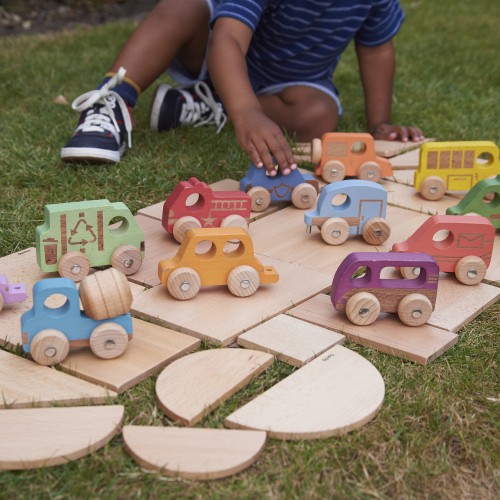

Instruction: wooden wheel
[358,162,382,183]
[361,218,390,245]
[89,322,129,359]
[220,214,249,231]
[419,176,446,201]
[227,265,260,297]
[0,294,4,313]
[247,187,271,212]
[173,216,201,243]
[311,138,323,163]
[111,245,142,275]
[291,183,317,209]
[346,292,380,326]
[400,266,421,279]
[58,252,90,282]
[167,267,201,300]
[454,256,487,285]
[321,160,345,183]
[30,329,70,366]
[320,218,350,245]
[397,293,433,326]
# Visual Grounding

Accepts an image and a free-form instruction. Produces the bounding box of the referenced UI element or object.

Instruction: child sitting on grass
[61,0,424,174]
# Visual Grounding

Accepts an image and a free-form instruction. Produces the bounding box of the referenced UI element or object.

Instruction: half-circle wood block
[123,426,267,480]
[0,405,124,470]
[225,345,385,439]
[156,348,273,426]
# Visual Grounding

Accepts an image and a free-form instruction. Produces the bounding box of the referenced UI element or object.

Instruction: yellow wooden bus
[414,141,500,200]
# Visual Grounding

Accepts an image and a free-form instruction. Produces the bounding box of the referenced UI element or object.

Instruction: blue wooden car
[240,162,319,212]
[21,277,132,366]
[304,180,391,245]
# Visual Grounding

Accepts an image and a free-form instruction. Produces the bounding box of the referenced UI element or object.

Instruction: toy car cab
[305,180,390,245]
[392,215,495,285]
[36,199,145,281]
[162,177,252,242]
[446,175,500,228]
[414,141,500,200]
[311,132,393,183]
[158,227,279,300]
[240,162,319,212]
[331,252,439,326]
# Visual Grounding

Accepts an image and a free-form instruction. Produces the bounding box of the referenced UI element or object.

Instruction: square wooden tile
[0,248,145,347]
[131,256,331,346]
[238,314,345,367]
[60,318,201,393]
[287,294,458,365]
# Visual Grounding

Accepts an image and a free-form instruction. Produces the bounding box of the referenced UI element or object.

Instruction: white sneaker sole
[149,83,172,132]
[60,146,123,164]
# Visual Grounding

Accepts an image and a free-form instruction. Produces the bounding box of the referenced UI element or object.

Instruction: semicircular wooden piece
[225,345,385,439]
[123,426,267,480]
[156,348,273,426]
[0,405,124,470]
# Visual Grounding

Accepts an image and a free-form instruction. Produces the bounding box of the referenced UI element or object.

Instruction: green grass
[0,0,499,497]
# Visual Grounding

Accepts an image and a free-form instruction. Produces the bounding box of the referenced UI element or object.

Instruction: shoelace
[178,81,227,134]
[70,67,133,148]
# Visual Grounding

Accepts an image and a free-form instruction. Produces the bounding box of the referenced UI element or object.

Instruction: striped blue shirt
[211,0,405,92]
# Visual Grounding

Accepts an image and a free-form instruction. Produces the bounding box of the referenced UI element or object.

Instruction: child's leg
[258,86,339,142]
[108,0,211,92]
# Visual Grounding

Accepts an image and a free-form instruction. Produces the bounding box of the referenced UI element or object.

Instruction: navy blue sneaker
[61,68,133,164]
[149,81,226,134]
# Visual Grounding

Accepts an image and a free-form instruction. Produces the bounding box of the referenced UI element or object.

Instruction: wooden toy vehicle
[414,141,500,200]
[158,227,279,300]
[392,215,495,285]
[240,162,319,212]
[311,132,393,183]
[21,268,133,366]
[446,175,500,228]
[162,177,252,243]
[36,199,145,281]
[331,252,439,326]
[0,275,27,313]
[304,180,390,245]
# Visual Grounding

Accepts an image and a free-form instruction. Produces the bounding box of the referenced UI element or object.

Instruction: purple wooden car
[0,275,27,312]
[240,162,319,212]
[331,252,439,326]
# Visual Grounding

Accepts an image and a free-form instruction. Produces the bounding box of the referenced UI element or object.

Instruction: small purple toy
[0,275,27,312]
[331,252,440,326]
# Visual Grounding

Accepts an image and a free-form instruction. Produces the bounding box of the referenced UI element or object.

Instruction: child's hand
[233,109,297,176]
[371,123,424,142]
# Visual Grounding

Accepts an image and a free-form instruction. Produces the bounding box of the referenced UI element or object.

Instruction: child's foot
[149,81,227,134]
[61,68,133,164]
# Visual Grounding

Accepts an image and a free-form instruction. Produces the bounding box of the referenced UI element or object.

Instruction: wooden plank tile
[60,318,200,393]
[287,294,458,365]
[385,169,417,185]
[123,427,267,480]
[428,275,500,332]
[375,138,434,158]
[225,345,385,439]
[0,349,117,408]
[131,256,331,346]
[155,349,273,425]
[0,405,123,470]
[238,314,345,367]
[388,149,421,169]
[0,248,145,347]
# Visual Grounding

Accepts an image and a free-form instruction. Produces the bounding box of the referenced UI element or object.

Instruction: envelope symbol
[457,233,484,249]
